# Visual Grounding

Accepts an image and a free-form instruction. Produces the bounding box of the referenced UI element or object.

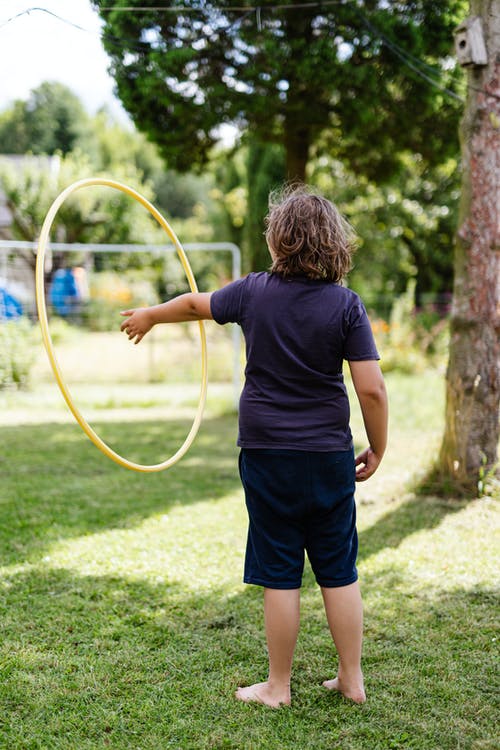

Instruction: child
[120,185,388,708]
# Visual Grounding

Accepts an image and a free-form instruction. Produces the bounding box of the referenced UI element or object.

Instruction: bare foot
[322,675,366,704]
[235,681,291,708]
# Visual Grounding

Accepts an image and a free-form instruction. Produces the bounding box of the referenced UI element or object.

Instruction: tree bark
[284,121,310,183]
[439,1,500,491]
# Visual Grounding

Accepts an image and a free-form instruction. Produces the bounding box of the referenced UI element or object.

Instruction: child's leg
[321,581,366,703]
[235,587,300,707]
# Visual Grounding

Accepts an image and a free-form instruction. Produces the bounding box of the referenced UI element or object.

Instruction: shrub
[371,282,449,374]
[0,317,37,389]
[82,271,159,332]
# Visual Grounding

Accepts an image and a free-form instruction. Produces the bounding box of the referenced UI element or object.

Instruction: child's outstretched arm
[120,292,213,344]
[348,360,388,481]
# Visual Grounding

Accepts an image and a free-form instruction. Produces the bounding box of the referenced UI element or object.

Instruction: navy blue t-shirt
[210,272,379,451]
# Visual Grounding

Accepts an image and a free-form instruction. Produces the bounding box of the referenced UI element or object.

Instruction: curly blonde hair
[264,185,356,282]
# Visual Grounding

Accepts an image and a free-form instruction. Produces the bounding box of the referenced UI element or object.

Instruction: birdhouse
[454,16,488,67]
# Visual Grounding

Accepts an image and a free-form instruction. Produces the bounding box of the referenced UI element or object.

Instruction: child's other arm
[120,292,213,344]
[348,360,388,481]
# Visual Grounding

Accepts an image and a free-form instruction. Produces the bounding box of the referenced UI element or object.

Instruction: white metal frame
[0,239,242,405]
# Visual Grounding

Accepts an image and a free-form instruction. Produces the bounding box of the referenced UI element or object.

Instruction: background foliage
[0,0,466,389]
[90,0,466,271]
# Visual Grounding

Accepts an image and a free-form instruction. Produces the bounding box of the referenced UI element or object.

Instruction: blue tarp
[0,287,23,320]
[49,268,80,316]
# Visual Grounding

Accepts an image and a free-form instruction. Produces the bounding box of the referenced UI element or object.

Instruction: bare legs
[321,581,366,703]
[235,588,299,707]
[235,582,365,707]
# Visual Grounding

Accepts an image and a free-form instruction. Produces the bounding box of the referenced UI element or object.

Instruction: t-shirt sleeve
[210,277,247,325]
[343,298,380,361]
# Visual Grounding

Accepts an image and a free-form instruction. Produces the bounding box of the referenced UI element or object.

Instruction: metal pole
[0,240,243,406]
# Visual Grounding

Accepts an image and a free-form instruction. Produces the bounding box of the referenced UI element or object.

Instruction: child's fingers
[355,449,369,466]
[120,309,148,343]
[355,456,368,481]
[122,326,146,343]
[128,330,143,344]
[355,448,381,482]
[355,466,370,482]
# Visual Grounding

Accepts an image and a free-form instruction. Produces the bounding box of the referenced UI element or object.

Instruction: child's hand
[355,447,381,481]
[120,308,153,345]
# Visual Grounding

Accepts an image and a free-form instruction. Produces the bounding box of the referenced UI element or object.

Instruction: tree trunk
[284,121,310,183]
[439,1,500,492]
[245,139,286,272]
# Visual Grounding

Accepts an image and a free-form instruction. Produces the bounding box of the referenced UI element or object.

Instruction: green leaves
[92,0,465,181]
[0,82,89,156]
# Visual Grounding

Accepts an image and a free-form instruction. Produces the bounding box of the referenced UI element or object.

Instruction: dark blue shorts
[239,448,358,590]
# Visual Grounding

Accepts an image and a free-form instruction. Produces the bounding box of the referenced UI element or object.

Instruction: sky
[0,0,129,122]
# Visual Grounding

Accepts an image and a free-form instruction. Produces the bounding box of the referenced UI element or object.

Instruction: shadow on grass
[357,493,469,564]
[0,403,496,747]
[0,564,496,750]
[0,413,241,567]
[2,414,473,578]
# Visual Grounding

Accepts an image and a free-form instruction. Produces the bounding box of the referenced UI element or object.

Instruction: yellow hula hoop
[35,177,208,473]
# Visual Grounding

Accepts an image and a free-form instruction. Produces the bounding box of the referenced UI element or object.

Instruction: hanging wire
[96,2,361,10]
[0,4,255,53]
[256,6,262,31]
[1,4,499,103]
[357,10,500,103]
[0,6,89,31]
[356,12,465,103]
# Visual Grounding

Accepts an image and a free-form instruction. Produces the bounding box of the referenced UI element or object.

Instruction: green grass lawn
[0,370,498,750]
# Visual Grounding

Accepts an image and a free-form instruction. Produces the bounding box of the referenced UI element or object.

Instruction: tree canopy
[93,0,465,181]
[0,82,89,156]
